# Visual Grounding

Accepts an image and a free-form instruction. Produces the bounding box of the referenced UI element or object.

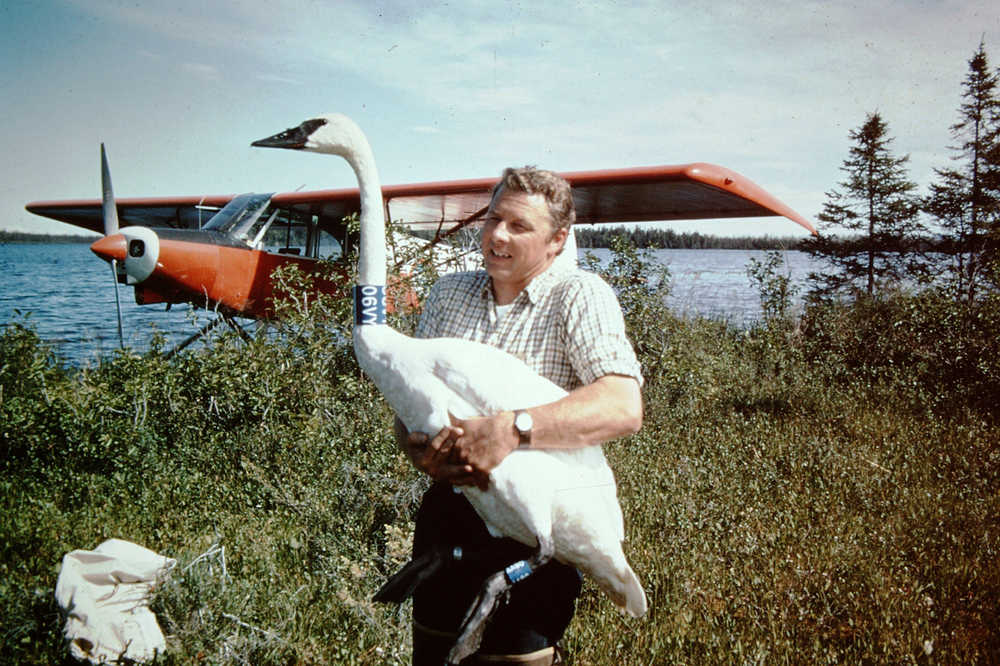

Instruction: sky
[2,0,998,238]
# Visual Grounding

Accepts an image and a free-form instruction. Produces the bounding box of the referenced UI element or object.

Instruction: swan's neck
[339,133,389,327]
[345,141,385,287]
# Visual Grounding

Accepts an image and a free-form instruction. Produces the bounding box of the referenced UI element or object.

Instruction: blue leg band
[504,559,534,584]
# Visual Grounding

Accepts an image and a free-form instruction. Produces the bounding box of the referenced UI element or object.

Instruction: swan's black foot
[373,546,463,604]
[445,568,513,665]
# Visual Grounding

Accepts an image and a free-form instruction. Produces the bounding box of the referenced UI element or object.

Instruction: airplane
[25,152,817,347]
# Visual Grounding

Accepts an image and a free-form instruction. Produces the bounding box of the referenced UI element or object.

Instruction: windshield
[202,193,274,240]
[203,192,345,260]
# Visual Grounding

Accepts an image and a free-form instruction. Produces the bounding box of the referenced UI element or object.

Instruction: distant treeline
[1,231,95,243]
[575,227,805,250]
[1,227,805,250]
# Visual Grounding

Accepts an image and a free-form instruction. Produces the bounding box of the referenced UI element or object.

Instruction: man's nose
[491,221,511,242]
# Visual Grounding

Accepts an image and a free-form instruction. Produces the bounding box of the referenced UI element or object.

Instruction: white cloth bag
[55,538,176,664]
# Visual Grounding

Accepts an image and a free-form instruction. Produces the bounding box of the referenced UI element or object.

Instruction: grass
[1,248,998,664]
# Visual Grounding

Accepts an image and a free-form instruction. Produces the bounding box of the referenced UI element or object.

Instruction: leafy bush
[800,288,1000,411]
[746,250,800,322]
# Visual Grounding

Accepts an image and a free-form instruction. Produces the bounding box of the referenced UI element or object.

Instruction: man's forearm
[448,373,643,479]
[518,374,643,450]
[394,374,642,486]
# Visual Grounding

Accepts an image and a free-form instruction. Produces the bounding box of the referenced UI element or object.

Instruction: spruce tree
[923,40,1000,300]
[804,112,924,298]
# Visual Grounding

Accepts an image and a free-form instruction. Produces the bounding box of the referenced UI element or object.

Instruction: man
[398,167,643,665]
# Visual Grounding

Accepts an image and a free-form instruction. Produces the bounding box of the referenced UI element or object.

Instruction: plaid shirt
[415,261,642,392]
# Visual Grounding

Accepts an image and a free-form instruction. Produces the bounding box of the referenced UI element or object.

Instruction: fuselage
[88,192,361,319]
[90,226,347,318]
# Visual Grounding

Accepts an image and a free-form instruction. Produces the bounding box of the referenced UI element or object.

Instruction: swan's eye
[302,118,328,134]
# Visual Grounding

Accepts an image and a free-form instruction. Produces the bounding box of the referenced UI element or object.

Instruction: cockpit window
[253,208,344,260]
[202,193,274,238]
[204,193,346,260]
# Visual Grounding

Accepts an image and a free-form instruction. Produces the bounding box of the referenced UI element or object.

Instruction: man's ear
[550,226,569,254]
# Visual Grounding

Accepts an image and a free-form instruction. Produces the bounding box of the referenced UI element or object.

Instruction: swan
[253,114,646,662]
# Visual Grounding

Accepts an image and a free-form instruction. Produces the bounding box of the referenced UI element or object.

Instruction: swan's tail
[589,559,647,618]
[621,565,648,617]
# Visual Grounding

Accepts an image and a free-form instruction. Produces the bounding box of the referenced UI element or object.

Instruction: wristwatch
[513,410,533,449]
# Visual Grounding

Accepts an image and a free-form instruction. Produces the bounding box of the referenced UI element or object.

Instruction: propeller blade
[100,143,119,237]
[110,260,124,349]
[100,143,124,348]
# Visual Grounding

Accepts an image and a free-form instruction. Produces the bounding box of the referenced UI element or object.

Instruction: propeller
[100,143,125,349]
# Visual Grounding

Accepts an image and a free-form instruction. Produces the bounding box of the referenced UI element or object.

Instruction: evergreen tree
[804,112,924,298]
[923,41,1000,300]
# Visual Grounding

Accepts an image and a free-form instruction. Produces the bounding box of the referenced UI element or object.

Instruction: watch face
[515,411,533,433]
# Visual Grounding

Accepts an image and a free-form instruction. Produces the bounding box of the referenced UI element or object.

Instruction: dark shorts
[411,482,582,662]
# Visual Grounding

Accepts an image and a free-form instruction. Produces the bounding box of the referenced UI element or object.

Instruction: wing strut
[163,314,251,360]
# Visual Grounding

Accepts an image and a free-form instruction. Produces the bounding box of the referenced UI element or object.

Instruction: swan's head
[252,113,368,160]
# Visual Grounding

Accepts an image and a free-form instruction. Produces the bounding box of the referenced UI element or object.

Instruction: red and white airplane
[26,149,816,325]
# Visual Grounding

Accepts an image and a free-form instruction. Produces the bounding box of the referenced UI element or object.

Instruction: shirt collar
[479,255,575,306]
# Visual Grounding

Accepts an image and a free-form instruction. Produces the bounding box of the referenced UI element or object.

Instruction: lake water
[0,243,819,366]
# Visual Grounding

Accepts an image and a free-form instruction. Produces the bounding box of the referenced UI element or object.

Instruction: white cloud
[181,62,221,81]
[255,72,303,86]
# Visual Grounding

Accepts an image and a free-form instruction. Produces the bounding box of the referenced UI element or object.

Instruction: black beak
[251,118,327,149]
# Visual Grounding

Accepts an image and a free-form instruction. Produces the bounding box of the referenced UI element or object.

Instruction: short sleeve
[558,273,643,387]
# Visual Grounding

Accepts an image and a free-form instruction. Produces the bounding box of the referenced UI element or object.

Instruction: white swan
[253,114,646,662]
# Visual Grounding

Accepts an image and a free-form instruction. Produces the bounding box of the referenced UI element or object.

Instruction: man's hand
[449,411,519,488]
[399,421,488,487]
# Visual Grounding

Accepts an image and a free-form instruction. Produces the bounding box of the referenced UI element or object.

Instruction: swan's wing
[427,337,567,414]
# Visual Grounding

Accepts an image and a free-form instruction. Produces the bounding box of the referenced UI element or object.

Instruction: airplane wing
[25,163,816,235]
[24,194,236,234]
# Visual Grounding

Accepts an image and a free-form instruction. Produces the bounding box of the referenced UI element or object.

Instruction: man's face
[481,188,567,303]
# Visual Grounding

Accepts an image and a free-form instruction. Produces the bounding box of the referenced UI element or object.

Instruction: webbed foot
[446,569,512,665]
[373,546,463,603]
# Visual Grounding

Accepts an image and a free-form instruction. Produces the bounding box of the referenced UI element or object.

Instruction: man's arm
[394,373,641,489]
[449,373,643,485]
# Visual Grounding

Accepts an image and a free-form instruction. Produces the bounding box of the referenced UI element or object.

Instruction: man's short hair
[490,166,576,232]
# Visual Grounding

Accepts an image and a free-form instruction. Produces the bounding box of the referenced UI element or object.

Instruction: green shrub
[800,288,1000,411]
